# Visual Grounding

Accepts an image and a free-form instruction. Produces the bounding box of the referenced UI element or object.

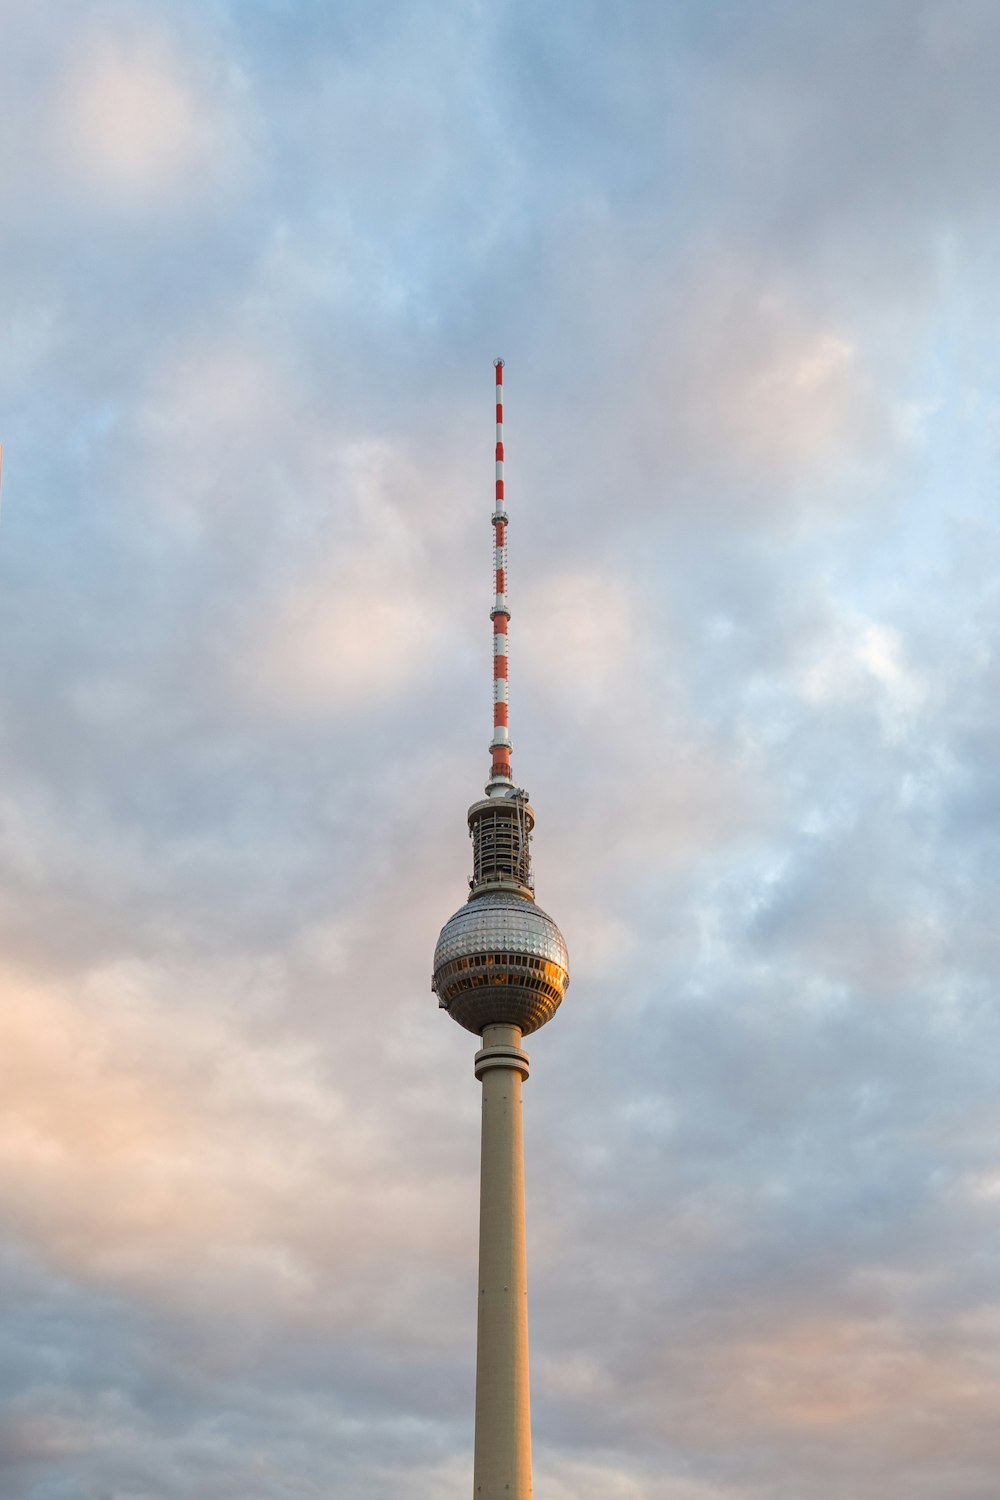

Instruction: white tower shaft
[473,1023,533,1497]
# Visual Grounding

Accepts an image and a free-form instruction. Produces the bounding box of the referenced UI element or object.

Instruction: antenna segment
[489,359,512,795]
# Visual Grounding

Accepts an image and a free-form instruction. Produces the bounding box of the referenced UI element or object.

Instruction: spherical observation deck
[433,890,570,1037]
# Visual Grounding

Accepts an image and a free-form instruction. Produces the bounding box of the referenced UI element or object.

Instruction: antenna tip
[493,357,505,369]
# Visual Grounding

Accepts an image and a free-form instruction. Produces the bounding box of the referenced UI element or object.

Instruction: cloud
[3,2,1000,1498]
[56,31,222,203]
[640,264,884,496]
[798,614,929,741]
[521,568,640,706]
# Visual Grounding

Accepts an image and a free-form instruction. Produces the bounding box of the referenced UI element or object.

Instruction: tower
[432,360,570,1498]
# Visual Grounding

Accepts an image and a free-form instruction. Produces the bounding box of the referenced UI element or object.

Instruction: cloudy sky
[2,1,1000,1496]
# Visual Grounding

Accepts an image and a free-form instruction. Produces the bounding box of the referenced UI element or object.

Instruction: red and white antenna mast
[488,358,513,796]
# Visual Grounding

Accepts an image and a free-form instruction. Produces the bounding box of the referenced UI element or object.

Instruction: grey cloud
[3,2,1000,1497]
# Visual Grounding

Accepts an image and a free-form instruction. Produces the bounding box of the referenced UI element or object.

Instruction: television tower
[432,360,570,1498]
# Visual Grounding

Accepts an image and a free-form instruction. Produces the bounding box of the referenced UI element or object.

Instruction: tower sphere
[433,891,569,1037]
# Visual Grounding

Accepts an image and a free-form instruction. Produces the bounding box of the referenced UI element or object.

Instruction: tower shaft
[473,1024,532,1498]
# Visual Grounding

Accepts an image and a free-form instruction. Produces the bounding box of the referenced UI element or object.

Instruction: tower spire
[489,358,512,794]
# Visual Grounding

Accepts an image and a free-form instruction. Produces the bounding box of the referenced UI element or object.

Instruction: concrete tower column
[473,1023,532,1499]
